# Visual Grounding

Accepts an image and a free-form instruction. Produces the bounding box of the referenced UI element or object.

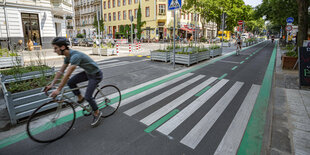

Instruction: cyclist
[271,35,275,43]
[235,35,242,55]
[44,37,103,127]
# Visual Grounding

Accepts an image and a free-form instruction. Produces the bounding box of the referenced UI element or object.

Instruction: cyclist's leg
[85,71,103,113]
[67,71,88,96]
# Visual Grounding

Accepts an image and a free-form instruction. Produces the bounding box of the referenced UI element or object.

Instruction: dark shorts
[237,42,241,45]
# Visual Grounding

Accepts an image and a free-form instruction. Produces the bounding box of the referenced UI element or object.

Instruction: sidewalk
[268,44,310,154]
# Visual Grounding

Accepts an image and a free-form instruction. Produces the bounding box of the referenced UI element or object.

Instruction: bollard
[116,44,119,56]
[136,43,138,52]
[129,44,132,54]
[139,42,141,52]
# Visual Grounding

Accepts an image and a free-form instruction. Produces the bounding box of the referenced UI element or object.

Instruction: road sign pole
[97,11,102,56]
[173,9,176,69]
[130,16,133,52]
[221,12,224,51]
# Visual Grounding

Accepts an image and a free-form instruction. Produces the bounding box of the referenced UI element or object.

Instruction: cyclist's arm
[57,65,77,92]
[51,64,68,86]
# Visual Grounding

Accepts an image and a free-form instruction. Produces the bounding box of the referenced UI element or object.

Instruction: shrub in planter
[0,48,23,69]
[282,50,298,69]
[151,49,171,62]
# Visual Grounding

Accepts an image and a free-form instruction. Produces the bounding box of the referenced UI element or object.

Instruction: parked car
[79,38,93,47]
[72,38,81,46]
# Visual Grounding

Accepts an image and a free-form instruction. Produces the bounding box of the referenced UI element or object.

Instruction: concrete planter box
[223,42,231,47]
[1,85,74,125]
[151,51,171,62]
[210,48,222,57]
[198,51,210,62]
[92,48,115,56]
[242,43,247,47]
[0,68,55,84]
[0,56,24,69]
[171,53,198,66]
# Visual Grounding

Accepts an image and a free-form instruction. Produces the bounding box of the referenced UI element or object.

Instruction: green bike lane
[0,41,276,154]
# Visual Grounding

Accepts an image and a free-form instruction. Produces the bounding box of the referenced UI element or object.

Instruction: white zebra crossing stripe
[156,80,241,136]
[214,85,260,155]
[141,79,229,126]
[124,76,215,116]
[112,73,194,108]
[180,81,244,149]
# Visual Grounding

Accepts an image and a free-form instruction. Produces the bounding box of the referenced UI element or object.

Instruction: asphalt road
[0,41,275,154]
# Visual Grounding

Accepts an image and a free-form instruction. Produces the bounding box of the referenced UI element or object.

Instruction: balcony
[51,0,73,15]
[67,26,74,29]
[66,16,73,20]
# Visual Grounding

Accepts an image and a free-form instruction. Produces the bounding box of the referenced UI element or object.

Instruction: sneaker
[91,111,102,127]
[77,97,85,104]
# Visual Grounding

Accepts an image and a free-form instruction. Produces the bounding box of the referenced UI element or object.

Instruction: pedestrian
[16,40,24,52]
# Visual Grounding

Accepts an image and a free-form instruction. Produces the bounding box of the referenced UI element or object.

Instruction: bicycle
[26,84,121,143]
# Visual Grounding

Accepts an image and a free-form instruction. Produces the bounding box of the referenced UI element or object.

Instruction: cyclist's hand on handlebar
[50,89,60,98]
[43,84,53,92]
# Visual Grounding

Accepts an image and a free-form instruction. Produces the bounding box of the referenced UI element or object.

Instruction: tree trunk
[296,0,309,47]
[201,21,206,39]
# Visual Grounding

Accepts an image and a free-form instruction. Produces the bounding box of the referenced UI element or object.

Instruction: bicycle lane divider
[0,41,266,150]
[237,41,277,154]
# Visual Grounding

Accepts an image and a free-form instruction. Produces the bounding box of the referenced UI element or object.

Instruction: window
[113,12,116,21]
[134,0,138,3]
[159,4,165,15]
[104,14,107,21]
[128,10,132,19]
[118,11,121,20]
[113,0,115,7]
[109,13,111,21]
[104,1,106,9]
[145,7,150,17]
[21,13,41,45]
[108,0,110,8]
[123,0,126,6]
[134,9,137,18]
[123,10,126,20]
[118,0,120,6]
[128,0,132,5]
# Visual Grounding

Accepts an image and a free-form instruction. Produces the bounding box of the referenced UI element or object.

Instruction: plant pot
[171,53,198,66]
[0,85,74,125]
[223,42,231,47]
[0,56,24,69]
[0,68,55,84]
[151,51,171,62]
[198,51,210,62]
[210,48,222,57]
[282,55,298,69]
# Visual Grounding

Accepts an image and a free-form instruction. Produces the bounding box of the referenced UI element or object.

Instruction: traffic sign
[238,20,243,25]
[286,17,294,23]
[285,25,293,31]
[168,0,182,10]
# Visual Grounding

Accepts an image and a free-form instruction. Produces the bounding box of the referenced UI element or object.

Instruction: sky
[243,0,262,8]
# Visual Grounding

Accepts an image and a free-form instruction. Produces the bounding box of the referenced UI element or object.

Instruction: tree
[93,14,105,36]
[296,0,309,47]
[136,3,146,39]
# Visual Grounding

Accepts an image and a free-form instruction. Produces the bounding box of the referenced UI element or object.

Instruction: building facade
[102,0,217,40]
[0,0,73,49]
[74,0,101,38]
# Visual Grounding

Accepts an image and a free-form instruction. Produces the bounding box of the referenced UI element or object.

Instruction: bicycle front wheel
[26,100,76,143]
[94,85,121,118]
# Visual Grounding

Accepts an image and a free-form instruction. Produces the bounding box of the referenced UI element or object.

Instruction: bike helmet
[52,37,70,47]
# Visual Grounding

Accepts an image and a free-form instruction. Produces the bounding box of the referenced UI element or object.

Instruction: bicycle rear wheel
[26,100,76,143]
[94,85,121,118]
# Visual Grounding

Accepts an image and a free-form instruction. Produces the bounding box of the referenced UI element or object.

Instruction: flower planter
[282,55,298,69]
[198,51,210,62]
[171,53,198,66]
[0,56,24,69]
[92,48,115,56]
[0,68,55,84]
[210,48,222,57]
[1,84,74,125]
[151,51,171,62]
[223,42,231,47]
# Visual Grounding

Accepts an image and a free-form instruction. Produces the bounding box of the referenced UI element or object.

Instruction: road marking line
[195,86,212,97]
[112,73,194,108]
[141,79,229,126]
[214,85,260,155]
[218,73,228,80]
[240,61,244,64]
[144,109,179,133]
[180,81,243,149]
[232,66,238,70]
[124,75,208,116]
[245,57,249,60]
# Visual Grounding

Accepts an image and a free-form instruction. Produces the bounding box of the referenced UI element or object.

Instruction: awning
[179,27,193,34]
